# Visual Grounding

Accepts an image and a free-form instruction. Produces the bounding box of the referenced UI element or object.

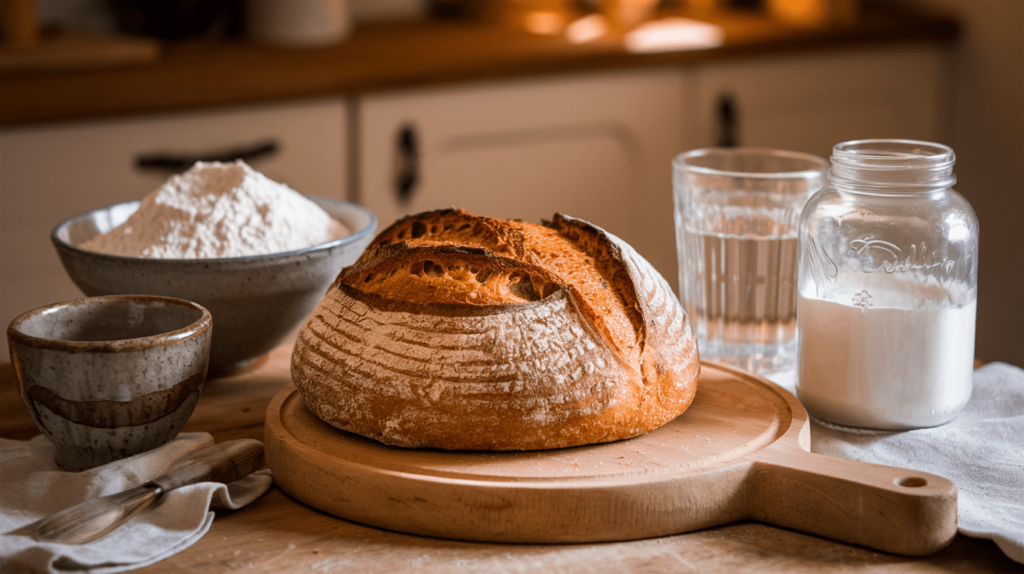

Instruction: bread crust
[292,208,699,450]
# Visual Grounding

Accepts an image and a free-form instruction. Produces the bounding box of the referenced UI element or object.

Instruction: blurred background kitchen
[1,0,1020,366]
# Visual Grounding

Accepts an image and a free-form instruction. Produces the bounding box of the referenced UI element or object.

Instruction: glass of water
[672,148,828,383]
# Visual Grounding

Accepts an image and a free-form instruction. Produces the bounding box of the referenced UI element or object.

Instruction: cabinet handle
[717,94,738,148]
[135,140,279,172]
[395,124,419,204]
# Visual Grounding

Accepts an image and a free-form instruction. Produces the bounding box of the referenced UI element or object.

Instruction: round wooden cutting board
[265,361,957,556]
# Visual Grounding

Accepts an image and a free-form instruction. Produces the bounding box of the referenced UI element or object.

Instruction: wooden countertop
[0,5,957,127]
[1,344,1019,573]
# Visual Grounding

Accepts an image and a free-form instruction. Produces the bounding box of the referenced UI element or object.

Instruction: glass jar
[795,140,979,430]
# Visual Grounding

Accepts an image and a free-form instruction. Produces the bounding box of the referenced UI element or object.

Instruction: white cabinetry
[691,45,946,159]
[0,45,948,360]
[357,46,946,291]
[357,68,695,281]
[0,98,347,357]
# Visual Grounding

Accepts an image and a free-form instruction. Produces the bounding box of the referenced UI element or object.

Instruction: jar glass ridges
[673,148,828,380]
[796,139,979,430]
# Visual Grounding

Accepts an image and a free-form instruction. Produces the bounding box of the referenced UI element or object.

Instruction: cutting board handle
[749,449,958,556]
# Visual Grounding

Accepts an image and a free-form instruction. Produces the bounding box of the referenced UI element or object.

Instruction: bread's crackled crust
[292,208,700,450]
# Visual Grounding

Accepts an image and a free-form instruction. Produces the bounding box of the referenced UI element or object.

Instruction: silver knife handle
[35,439,266,545]
[148,439,265,494]
[35,486,159,544]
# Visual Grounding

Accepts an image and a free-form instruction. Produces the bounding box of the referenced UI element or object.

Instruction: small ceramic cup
[7,295,212,471]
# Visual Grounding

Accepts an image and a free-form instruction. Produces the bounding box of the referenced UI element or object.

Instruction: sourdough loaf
[291,208,700,450]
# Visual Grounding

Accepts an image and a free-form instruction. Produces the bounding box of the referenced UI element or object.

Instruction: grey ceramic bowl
[52,197,377,375]
[7,295,212,471]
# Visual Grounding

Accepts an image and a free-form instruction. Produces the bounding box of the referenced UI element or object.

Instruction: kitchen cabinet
[357,45,946,292]
[357,68,695,282]
[0,43,949,361]
[0,97,347,358]
[692,45,946,159]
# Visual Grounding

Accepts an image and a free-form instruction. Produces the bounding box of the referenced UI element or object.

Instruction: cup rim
[673,147,829,179]
[7,294,213,352]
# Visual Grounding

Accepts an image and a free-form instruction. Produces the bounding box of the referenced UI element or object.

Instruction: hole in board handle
[896,477,928,488]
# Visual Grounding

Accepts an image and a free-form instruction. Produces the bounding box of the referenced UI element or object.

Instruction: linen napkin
[0,432,273,574]
[810,362,1024,563]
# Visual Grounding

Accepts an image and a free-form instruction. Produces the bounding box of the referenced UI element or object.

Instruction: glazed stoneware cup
[7,295,212,471]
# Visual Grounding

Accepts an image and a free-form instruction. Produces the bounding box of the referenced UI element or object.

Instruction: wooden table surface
[1,344,1019,573]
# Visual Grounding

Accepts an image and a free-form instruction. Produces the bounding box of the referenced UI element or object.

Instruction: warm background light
[767,0,860,27]
[624,18,725,53]
[524,10,567,35]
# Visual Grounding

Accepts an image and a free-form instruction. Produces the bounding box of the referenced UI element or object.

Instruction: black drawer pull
[717,94,738,148]
[136,140,279,172]
[395,124,419,203]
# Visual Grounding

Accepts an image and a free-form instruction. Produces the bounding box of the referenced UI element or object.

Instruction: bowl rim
[7,294,213,352]
[51,195,378,264]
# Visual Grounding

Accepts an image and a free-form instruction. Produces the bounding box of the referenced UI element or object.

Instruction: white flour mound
[82,160,350,258]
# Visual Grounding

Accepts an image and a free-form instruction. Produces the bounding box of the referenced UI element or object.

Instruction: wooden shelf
[0,6,956,126]
[0,32,159,75]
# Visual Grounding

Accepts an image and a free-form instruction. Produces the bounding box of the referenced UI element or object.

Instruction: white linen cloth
[811,362,1024,563]
[0,432,273,574]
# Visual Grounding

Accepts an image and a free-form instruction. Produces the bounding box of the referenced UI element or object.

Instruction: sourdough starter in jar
[797,276,976,429]
[795,139,978,430]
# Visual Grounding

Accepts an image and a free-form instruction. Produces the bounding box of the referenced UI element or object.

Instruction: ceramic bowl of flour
[51,197,377,375]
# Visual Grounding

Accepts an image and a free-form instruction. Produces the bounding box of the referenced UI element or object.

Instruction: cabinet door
[0,98,347,358]
[358,68,694,281]
[693,45,946,159]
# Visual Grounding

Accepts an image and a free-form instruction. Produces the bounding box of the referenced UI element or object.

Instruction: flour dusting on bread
[292,208,699,450]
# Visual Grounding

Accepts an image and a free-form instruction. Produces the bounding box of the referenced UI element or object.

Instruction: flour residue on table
[81,160,350,258]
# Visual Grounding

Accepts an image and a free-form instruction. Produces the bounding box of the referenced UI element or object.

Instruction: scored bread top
[339,208,643,366]
[293,208,699,450]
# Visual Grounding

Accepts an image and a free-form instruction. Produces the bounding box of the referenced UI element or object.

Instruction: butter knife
[35,439,265,545]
